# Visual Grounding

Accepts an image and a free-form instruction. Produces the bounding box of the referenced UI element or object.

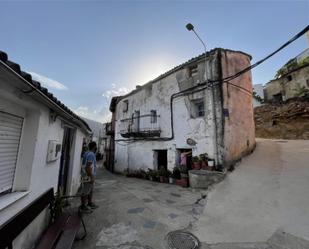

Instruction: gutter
[0,60,92,135]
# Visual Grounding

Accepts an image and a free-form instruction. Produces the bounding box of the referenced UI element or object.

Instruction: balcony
[105,122,114,135]
[120,113,161,138]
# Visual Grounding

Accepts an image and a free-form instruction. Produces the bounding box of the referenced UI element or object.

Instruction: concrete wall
[265,65,309,101]
[0,73,86,248]
[113,49,255,172]
[220,50,256,165]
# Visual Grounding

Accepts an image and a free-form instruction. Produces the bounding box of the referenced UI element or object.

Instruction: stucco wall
[265,65,309,101]
[220,50,256,165]
[114,50,226,172]
[0,72,86,248]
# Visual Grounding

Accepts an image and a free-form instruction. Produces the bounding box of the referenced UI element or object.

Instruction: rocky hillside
[254,100,309,139]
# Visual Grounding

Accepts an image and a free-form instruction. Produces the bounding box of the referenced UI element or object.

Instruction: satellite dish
[186,138,197,146]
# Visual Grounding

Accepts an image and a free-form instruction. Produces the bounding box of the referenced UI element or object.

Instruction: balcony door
[133,110,140,132]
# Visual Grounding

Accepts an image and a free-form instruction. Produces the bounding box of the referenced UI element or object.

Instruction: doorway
[58,127,75,195]
[154,150,167,170]
[177,149,192,170]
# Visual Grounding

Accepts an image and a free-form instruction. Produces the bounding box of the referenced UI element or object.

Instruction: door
[58,127,74,195]
[157,150,167,170]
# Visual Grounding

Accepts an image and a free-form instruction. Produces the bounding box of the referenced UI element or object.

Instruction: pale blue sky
[0,1,308,122]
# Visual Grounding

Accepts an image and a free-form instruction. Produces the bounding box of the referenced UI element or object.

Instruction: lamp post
[186,23,219,167]
[186,23,208,82]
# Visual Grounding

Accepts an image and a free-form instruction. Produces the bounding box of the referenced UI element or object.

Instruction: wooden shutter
[0,111,23,194]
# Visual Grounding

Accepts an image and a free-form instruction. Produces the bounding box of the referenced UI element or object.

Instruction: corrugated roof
[0,50,91,133]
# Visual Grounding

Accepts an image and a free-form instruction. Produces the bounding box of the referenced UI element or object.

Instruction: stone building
[111,48,255,173]
[264,50,309,102]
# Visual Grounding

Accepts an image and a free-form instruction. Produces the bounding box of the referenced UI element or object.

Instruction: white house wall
[114,52,222,173]
[0,72,87,248]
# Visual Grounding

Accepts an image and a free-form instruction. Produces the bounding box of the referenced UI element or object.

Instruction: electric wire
[114,25,309,143]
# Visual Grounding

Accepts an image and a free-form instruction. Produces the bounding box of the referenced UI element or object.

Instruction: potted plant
[148,169,158,181]
[192,156,201,170]
[172,166,181,180]
[199,153,208,170]
[158,166,169,183]
[176,165,189,187]
[167,169,174,184]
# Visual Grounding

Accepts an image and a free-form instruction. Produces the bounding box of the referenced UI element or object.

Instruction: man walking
[80,141,99,212]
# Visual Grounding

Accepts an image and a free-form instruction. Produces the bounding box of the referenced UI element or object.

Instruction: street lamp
[186,23,208,82]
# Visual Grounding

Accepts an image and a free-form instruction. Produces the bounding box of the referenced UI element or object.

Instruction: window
[195,101,205,117]
[0,111,23,194]
[287,75,292,81]
[189,65,198,77]
[123,100,128,112]
[133,110,140,132]
[191,99,205,118]
[150,110,157,123]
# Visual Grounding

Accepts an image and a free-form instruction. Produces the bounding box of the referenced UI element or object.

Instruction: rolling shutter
[0,111,23,194]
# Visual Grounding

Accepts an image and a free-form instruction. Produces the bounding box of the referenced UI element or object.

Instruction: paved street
[193,139,309,244]
[72,167,207,249]
[73,139,309,249]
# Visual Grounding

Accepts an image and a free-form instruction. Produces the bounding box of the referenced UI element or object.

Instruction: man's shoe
[79,205,93,213]
[88,202,99,209]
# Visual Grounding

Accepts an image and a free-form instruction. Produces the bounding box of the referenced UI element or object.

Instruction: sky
[0,1,308,122]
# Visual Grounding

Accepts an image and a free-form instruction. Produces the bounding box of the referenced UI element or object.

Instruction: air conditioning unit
[47,140,62,163]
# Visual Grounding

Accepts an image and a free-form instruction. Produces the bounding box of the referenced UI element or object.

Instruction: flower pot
[160,176,169,183]
[192,162,201,170]
[176,178,188,187]
[201,161,208,170]
[208,160,214,167]
[169,177,175,184]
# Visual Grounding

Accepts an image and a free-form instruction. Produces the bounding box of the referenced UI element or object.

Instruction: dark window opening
[150,110,157,123]
[123,100,128,112]
[189,65,198,77]
[287,75,292,81]
[155,150,167,170]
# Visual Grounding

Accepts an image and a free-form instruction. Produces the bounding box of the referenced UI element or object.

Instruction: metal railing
[120,113,161,138]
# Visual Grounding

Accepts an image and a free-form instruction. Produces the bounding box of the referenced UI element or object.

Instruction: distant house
[253,84,264,107]
[110,48,256,173]
[264,49,309,102]
[0,51,91,249]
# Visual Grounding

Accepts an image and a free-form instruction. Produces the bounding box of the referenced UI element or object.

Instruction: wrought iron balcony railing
[120,113,161,138]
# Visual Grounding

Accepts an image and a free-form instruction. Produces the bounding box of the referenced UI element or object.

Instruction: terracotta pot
[160,176,169,183]
[176,178,188,187]
[192,162,201,170]
[159,176,164,183]
[201,161,208,170]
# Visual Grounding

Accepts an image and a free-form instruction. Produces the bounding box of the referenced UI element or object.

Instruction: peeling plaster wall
[114,51,222,173]
[113,49,255,172]
[264,65,309,101]
[220,50,256,165]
